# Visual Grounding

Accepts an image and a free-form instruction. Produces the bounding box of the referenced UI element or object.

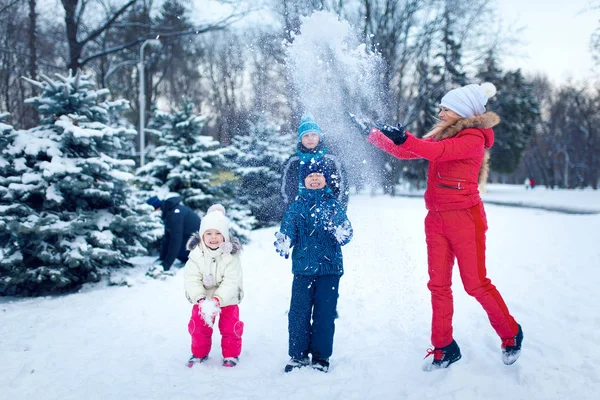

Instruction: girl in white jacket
[184,204,244,367]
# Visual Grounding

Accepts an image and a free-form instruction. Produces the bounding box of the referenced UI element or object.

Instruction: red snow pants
[188,304,244,358]
[425,202,518,348]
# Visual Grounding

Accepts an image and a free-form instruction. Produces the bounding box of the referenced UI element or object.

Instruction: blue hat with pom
[300,159,333,185]
[146,196,163,210]
[297,113,322,141]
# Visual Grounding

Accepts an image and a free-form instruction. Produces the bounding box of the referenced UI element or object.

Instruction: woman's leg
[425,211,457,348]
[449,204,518,339]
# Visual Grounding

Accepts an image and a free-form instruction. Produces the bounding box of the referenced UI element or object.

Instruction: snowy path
[1,194,599,400]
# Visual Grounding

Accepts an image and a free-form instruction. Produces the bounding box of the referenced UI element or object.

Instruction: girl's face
[301,132,320,149]
[438,107,461,125]
[304,173,326,189]
[203,229,225,250]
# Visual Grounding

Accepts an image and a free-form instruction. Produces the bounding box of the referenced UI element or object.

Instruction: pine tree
[0,71,160,296]
[135,102,255,240]
[476,57,540,174]
[229,119,295,227]
[438,4,467,88]
[0,113,17,245]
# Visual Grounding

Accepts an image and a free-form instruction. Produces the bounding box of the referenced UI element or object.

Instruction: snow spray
[285,11,388,188]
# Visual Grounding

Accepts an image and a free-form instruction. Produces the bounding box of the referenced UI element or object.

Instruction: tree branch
[79,17,238,66]
[80,0,136,46]
[0,0,20,15]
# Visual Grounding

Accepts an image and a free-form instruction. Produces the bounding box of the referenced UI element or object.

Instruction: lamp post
[139,39,161,167]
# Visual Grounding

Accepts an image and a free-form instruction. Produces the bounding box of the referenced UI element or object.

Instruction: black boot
[311,358,330,373]
[502,324,523,365]
[423,339,462,371]
[284,357,310,373]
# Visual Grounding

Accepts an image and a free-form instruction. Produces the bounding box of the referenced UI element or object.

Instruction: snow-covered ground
[1,185,599,400]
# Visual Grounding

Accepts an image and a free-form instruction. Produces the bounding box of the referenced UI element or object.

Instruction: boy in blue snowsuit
[274,159,353,373]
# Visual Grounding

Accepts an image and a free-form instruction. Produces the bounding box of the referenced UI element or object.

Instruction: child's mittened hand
[334,222,352,244]
[199,297,221,327]
[219,241,233,254]
[273,232,291,259]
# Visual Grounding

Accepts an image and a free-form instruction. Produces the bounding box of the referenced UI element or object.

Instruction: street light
[139,38,161,167]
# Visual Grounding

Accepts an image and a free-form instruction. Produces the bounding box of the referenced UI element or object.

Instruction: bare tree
[201,32,248,144]
[61,0,137,70]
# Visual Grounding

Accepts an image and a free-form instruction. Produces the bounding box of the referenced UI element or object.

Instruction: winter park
[1,1,600,400]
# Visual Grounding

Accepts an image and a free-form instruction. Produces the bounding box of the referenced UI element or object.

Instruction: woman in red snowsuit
[366,82,523,370]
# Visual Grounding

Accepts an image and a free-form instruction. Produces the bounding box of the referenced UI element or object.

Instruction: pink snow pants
[425,203,519,348]
[188,304,244,358]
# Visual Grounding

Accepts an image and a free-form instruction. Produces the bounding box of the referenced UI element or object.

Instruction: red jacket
[367,113,499,211]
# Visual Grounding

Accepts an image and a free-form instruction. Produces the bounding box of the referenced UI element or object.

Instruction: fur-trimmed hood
[426,111,500,149]
[423,111,499,190]
[186,232,242,255]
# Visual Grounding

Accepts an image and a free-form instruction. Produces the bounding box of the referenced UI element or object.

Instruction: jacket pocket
[436,172,467,190]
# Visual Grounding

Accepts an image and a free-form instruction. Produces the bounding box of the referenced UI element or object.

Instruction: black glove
[377,122,407,145]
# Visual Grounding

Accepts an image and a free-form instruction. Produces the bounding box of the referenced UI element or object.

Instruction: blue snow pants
[288,274,340,360]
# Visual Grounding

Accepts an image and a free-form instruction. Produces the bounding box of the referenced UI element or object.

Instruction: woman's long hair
[422,119,452,141]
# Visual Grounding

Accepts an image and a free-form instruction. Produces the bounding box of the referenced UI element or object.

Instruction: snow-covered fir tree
[228,119,294,227]
[0,71,161,296]
[0,112,16,208]
[135,102,255,241]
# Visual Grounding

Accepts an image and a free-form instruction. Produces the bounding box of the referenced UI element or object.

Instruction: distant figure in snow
[280,113,349,212]
[184,204,244,367]
[524,178,531,189]
[146,195,200,273]
[274,159,353,373]
[360,82,523,370]
[530,178,536,189]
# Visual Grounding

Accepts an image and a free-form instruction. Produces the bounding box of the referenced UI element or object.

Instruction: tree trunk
[28,0,37,80]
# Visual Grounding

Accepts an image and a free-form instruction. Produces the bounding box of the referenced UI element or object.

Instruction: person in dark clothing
[274,159,353,374]
[146,196,201,272]
[280,114,349,210]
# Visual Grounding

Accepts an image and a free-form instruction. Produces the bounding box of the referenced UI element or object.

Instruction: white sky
[498,0,598,84]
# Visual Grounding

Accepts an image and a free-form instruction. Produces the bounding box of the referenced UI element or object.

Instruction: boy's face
[203,229,225,250]
[301,132,320,149]
[304,173,327,189]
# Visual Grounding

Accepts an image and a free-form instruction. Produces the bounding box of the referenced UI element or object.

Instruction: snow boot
[284,357,310,373]
[502,324,523,365]
[223,357,239,367]
[311,358,330,373]
[423,339,462,371]
[187,355,208,367]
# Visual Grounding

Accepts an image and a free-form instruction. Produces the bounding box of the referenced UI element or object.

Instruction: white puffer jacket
[183,233,244,306]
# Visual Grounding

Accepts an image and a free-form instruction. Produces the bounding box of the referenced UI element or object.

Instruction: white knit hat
[439,82,497,118]
[199,204,230,241]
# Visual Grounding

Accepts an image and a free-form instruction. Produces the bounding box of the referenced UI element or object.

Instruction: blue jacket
[160,196,201,270]
[280,188,352,276]
[280,143,349,210]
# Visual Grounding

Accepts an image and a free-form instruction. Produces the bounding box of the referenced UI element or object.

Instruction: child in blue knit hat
[274,158,353,374]
[280,113,348,212]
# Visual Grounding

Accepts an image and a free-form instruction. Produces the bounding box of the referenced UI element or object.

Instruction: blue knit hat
[300,159,332,185]
[146,196,163,210]
[297,113,322,141]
